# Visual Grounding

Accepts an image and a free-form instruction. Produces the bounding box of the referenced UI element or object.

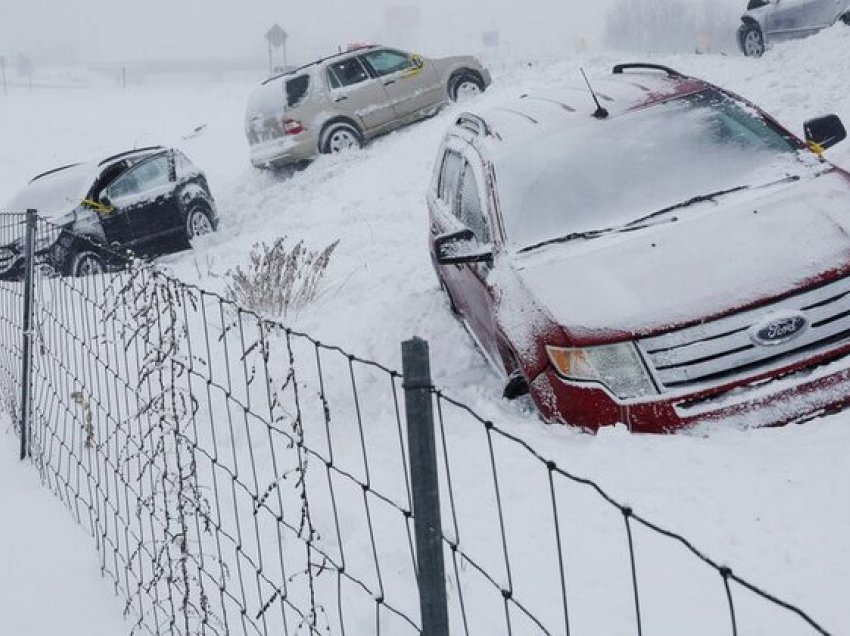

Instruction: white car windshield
[498,89,806,251]
[5,163,95,219]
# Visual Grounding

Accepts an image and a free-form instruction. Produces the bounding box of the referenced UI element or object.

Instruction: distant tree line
[605,0,741,54]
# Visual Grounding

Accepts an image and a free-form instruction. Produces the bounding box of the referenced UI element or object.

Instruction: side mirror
[411,54,424,69]
[804,114,847,153]
[435,229,493,265]
[747,0,771,8]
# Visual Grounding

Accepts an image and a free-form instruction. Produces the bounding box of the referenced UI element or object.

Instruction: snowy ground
[0,432,129,635]
[1,26,850,635]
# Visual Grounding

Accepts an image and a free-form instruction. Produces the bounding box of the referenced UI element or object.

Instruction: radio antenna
[581,68,609,120]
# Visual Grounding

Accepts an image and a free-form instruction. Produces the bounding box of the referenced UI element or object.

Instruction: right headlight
[546,342,658,400]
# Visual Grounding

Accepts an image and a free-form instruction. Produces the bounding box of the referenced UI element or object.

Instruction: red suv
[428,63,849,433]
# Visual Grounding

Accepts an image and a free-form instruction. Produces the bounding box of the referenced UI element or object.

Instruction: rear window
[286,75,310,108]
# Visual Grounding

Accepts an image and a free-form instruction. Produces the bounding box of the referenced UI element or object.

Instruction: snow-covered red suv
[428,63,849,433]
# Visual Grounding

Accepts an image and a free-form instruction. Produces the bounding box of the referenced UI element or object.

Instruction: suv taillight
[283,118,304,135]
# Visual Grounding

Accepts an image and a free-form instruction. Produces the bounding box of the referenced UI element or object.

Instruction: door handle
[334,95,348,102]
[384,79,397,86]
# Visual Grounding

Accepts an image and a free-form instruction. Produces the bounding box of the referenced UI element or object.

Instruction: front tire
[740,25,765,57]
[67,250,104,277]
[185,204,215,241]
[841,12,850,25]
[320,123,363,155]
[449,72,484,102]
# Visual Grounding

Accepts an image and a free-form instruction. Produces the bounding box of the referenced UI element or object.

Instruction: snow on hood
[4,163,96,220]
[511,170,850,340]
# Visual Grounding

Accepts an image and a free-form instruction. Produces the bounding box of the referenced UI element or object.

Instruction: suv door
[326,57,395,133]
[766,0,823,36]
[102,153,179,250]
[360,49,443,119]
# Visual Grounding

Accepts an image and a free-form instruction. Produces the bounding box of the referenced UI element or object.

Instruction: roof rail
[455,113,491,136]
[261,45,378,85]
[98,146,166,167]
[30,163,82,184]
[612,63,687,79]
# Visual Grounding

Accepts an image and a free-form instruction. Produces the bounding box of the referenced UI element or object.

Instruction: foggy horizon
[1,0,630,66]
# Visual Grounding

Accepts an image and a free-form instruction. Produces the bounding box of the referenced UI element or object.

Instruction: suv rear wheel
[320,123,363,154]
[842,12,850,25]
[450,72,484,102]
[740,24,765,57]
[185,204,214,241]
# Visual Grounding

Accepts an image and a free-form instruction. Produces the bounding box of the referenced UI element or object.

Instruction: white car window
[106,156,170,203]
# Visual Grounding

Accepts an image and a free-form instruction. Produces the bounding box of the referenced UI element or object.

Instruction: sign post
[0,56,7,96]
[265,24,288,76]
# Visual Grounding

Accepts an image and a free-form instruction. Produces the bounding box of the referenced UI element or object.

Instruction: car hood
[510,170,850,342]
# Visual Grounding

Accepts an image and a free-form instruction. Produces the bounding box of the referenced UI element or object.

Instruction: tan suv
[245,45,492,167]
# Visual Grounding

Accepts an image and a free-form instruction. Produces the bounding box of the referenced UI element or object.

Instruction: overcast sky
[0,0,623,64]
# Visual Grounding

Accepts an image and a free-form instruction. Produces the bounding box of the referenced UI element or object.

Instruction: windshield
[5,163,95,219]
[497,89,806,250]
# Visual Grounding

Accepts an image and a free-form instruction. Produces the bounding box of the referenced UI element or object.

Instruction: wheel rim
[188,208,213,238]
[455,80,482,102]
[78,255,103,277]
[744,31,763,56]
[329,129,358,153]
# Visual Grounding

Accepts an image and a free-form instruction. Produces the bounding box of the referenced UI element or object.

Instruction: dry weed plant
[226,237,339,317]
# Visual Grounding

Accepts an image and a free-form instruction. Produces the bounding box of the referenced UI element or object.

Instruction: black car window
[105,156,171,203]
[286,75,310,107]
[327,58,369,89]
[438,150,464,210]
[362,49,414,77]
[459,164,490,244]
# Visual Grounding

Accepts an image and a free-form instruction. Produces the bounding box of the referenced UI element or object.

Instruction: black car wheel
[69,250,104,277]
[740,25,766,57]
[450,72,484,102]
[842,12,850,25]
[185,204,214,241]
[320,123,363,155]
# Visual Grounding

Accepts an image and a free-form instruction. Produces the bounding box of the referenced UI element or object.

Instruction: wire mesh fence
[0,210,836,635]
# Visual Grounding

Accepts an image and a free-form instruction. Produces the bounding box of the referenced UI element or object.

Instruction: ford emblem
[750,313,808,347]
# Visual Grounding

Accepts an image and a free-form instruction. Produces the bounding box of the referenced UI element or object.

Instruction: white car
[739,0,850,57]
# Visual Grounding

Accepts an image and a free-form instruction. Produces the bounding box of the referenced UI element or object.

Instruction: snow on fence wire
[0,210,835,636]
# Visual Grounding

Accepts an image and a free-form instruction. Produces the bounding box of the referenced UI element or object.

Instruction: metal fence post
[402,337,450,636]
[19,209,36,460]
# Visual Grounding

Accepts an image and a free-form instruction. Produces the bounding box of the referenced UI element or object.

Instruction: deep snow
[0,432,129,635]
[1,25,850,634]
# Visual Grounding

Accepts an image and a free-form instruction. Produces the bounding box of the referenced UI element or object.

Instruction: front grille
[637,275,850,391]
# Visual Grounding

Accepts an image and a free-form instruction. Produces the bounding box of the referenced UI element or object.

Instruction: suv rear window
[286,75,310,108]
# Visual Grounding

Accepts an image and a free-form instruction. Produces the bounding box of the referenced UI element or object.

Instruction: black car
[0,146,218,279]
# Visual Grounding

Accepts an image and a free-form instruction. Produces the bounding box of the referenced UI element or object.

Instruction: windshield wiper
[519,175,804,255]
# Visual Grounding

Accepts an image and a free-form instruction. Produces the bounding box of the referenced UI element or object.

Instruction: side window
[362,49,414,77]
[286,75,310,107]
[438,151,464,211]
[327,58,370,89]
[459,164,490,244]
[105,156,171,203]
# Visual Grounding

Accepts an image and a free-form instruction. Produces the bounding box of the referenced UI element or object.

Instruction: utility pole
[0,56,7,96]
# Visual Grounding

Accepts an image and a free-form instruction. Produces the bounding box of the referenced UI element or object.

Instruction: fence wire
[0,211,836,636]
